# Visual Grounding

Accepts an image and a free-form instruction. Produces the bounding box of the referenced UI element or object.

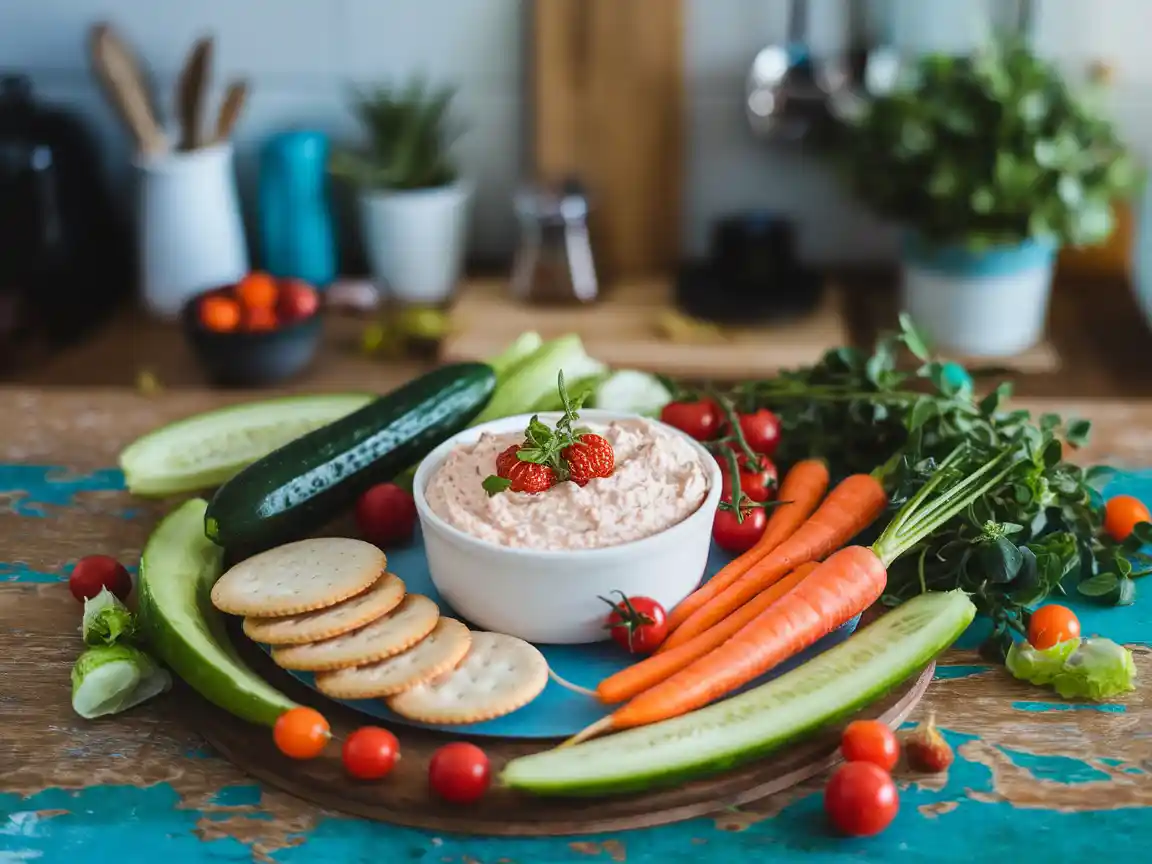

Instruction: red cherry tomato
[1027,604,1081,650]
[278,278,321,323]
[824,761,899,837]
[429,742,491,804]
[1103,494,1152,543]
[273,707,330,760]
[841,720,900,771]
[712,506,767,554]
[736,409,782,457]
[719,455,778,503]
[355,483,417,547]
[69,555,133,603]
[342,726,400,780]
[603,593,669,654]
[660,400,721,441]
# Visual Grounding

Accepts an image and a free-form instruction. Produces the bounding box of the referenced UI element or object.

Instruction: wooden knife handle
[213,80,249,144]
[89,24,167,157]
[176,37,213,151]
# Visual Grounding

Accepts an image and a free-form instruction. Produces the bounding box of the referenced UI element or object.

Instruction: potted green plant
[332,78,469,304]
[840,40,1141,357]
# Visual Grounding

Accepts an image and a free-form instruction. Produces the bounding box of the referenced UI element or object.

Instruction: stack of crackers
[210,538,548,725]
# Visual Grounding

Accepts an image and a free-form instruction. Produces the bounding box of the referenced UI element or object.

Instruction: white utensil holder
[137,143,249,319]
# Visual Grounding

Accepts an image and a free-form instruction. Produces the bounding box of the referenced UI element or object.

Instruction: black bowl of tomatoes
[182,273,323,388]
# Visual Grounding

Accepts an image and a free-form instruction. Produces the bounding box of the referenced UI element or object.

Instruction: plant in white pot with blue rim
[841,40,1141,357]
[332,77,470,305]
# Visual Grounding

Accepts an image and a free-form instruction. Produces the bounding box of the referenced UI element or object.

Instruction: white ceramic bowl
[412,410,723,644]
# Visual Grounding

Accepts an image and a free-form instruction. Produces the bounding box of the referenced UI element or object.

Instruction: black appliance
[0,74,131,372]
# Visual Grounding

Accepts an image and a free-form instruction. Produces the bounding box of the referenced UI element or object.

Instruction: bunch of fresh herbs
[727,316,1149,659]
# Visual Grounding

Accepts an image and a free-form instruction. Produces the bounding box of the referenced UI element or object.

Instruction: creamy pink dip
[424,419,710,550]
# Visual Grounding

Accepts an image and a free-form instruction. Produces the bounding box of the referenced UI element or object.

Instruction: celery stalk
[488,332,544,384]
[474,334,607,424]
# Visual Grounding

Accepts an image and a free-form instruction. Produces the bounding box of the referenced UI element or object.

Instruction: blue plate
[259,528,860,739]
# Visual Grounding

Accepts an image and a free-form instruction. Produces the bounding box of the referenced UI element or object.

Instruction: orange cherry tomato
[199,295,241,332]
[1103,494,1152,543]
[235,271,279,310]
[1027,604,1081,650]
[273,707,330,759]
[243,305,279,332]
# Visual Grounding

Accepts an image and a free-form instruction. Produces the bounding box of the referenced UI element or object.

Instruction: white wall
[0,0,1145,267]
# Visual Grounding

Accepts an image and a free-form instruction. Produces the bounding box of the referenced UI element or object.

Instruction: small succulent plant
[331,76,463,191]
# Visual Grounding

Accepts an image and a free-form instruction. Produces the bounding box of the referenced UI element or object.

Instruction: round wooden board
[187,621,936,837]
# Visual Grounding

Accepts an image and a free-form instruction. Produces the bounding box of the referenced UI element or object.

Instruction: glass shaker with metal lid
[511,178,599,305]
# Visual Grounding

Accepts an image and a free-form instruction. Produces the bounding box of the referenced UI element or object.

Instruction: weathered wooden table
[3,387,1151,862]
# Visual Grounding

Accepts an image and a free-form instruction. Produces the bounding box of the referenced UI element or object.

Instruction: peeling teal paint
[933,665,991,680]
[209,786,262,808]
[4,471,1152,859]
[1012,701,1127,713]
[4,731,1152,864]
[1,561,138,585]
[0,466,125,517]
[994,746,1112,783]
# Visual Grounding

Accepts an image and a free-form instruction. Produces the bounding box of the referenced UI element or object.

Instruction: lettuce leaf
[81,587,137,647]
[1006,637,1136,700]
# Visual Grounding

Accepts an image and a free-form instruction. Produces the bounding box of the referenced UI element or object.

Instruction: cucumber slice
[138,499,297,727]
[119,393,374,496]
[501,589,975,796]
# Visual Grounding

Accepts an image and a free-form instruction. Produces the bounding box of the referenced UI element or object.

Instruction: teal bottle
[258,130,336,288]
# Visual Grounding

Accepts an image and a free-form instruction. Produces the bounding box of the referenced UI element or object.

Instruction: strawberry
[481,371,609,496]
[563,433,615,486]
[495,444,522,478]
[506,461,557,494]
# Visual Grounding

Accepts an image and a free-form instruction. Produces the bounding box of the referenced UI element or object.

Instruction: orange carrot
[661,473,888,650]
[598,562,819,704]
[665,459,830,636]
[580,546,887,739]
[566,446,1016,745]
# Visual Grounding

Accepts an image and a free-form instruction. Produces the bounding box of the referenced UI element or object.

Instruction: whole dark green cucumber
[205,363,495,551]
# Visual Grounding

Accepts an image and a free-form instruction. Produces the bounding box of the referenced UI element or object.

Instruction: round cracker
[242,573,406,646]
[385,632,548,724]
[314,618,472,699]
[210,538,385,617]
[271,594,439,672]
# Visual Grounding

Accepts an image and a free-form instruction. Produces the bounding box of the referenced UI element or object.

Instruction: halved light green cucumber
[138,498,297,727]
[501,590,976,796]
[119,393,375,496]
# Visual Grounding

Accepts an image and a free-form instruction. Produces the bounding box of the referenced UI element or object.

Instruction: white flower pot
[358,181,472,304]
[901,236,1058,357]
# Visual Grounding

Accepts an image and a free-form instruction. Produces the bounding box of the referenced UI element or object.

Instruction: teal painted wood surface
[3,461,1150,863]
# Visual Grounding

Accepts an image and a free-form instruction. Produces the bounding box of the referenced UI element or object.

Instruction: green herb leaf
[899,313,932,361]
[1132,522,1152,546]
[1065,419,1092,447]
[1077,572,1119,597]
[482,475,512,496]
[907,397,938,433]
[1085,464,1117,491]
[1113,577,1137,606]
